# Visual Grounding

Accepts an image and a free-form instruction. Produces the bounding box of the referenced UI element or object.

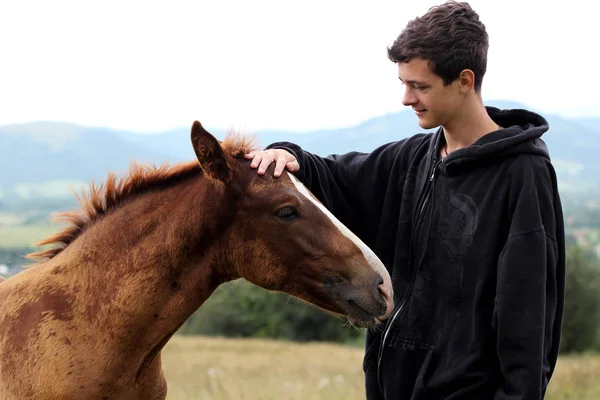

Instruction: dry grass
[546,353,600,400]
[162,336,365,400]
[162,336,600,400]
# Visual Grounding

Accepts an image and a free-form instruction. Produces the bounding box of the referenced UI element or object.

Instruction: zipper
[376,160,441,391]
[376,276,413,390]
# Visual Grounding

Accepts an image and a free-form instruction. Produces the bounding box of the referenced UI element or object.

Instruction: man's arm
[493,157,565,399]
[245,137,423,245]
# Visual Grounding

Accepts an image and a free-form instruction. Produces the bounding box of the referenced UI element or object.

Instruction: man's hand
[244,149,300,177]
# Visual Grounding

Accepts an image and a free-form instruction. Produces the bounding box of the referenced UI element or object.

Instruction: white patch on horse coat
[287,173,390,281]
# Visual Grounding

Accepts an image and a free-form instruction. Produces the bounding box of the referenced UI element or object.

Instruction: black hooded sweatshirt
[267,107,565,399]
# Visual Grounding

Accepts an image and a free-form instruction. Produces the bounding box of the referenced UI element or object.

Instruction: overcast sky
[1,0,598,133]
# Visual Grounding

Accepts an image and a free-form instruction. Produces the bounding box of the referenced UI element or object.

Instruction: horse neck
[54,174,237,364]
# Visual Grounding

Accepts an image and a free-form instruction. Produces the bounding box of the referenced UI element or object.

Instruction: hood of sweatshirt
[432,107,550,176]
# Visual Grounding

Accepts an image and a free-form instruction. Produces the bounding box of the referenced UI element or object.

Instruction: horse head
[191,121,393,327]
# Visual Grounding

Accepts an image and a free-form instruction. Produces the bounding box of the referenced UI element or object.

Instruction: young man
[245,1,565,398]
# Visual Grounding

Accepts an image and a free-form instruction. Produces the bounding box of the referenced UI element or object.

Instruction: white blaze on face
[287,173,391,284]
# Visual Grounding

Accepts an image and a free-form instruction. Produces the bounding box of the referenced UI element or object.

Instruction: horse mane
[27,131,258,261]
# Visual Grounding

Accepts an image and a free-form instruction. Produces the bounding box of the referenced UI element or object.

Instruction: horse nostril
[378,283,388,301]
[376,273,384,287]
[378,280,392,310]
[374,274,386,298]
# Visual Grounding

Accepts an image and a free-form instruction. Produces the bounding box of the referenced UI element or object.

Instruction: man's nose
[402,87,416,107]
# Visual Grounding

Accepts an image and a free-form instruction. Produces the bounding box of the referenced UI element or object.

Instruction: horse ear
[191,121,234,183]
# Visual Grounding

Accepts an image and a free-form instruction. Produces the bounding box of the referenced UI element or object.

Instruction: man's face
[398,57,463,129]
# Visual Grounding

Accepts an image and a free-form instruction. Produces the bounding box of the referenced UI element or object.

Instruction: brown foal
[0,121,393,400]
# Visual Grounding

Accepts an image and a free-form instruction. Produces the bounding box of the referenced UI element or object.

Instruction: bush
[179,279,362,343]
[560,244,600,353]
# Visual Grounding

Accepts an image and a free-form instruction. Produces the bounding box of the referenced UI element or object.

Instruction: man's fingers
[250,153,263,168]
[286,160,300,172]
[274,158,288,177]
[257,155,275,175]
[248,149,297,176]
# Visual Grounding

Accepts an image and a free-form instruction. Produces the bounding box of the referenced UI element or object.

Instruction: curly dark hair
[387,1,488,92]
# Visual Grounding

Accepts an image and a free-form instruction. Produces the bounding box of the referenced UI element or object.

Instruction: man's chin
[417,118,440,130]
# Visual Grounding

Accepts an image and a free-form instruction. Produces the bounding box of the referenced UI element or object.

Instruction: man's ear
[458,69,475,93]
[190,121,234,183]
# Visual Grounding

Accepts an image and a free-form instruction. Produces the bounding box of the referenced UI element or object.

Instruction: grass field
[162,336,600,400]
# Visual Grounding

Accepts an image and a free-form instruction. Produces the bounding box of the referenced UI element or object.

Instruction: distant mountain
[576,118,600,133]
[0,122,172,191]
[1,101,599,202]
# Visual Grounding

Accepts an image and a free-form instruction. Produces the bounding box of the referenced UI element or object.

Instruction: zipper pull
[430,160,440,181]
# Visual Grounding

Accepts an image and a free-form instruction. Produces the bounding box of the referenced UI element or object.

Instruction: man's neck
[442,98,499,154]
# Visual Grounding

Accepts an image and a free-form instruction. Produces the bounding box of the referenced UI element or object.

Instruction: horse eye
[276,206,299,221]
